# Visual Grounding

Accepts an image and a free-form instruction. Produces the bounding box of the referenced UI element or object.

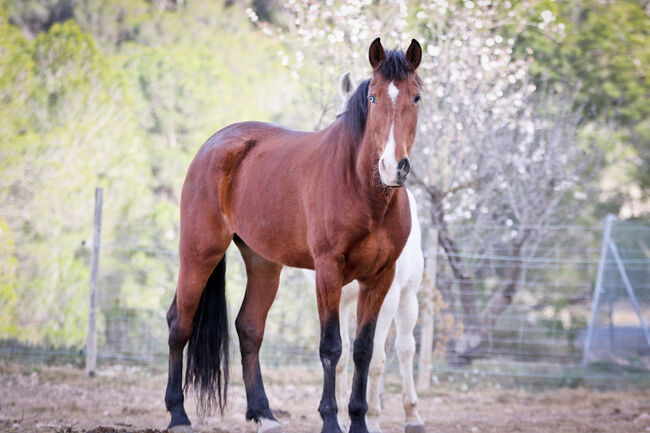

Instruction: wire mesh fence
[2,207,649,389]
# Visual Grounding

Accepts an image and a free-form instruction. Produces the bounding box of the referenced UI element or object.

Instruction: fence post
[582,214,615,366]
[417,228,438,392]
[607,236,650,350]
[86,187,103,377]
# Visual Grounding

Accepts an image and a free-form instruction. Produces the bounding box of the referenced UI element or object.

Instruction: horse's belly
[230,206,314,269]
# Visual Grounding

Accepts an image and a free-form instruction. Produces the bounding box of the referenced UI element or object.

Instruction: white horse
[303,73,425,433]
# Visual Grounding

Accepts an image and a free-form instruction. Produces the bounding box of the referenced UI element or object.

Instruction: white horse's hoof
[405,424,426,433]
[258,418,284,433]
[168,425,193,433]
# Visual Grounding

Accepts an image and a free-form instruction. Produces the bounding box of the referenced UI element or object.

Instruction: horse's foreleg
[336,286,356,432]
[349,266,395,433]
[366,282,400,433]
[315,258,345,433]
[395,281,424,433]
[235,238,284,433]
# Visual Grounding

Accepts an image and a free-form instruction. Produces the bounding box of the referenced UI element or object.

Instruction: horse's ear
[406,39,422,70]
[339,71,353,101]
[369,37,385,69]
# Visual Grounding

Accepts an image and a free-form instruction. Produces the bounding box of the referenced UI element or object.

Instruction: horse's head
[366,38,422,188]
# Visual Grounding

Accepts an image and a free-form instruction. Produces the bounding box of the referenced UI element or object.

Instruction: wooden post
[86,187,103,377]
[417,228,438,392]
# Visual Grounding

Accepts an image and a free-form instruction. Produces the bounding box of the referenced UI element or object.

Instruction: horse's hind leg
[395,278,425,433]
[165,245,228,431]
[234,237,284,433]
[165,201,232,432]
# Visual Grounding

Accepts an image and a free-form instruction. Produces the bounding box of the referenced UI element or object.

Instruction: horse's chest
[344,230,401,281]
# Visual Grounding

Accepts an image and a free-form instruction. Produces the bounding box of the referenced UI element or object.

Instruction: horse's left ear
[369,37,385,69]
[406,39,422,70]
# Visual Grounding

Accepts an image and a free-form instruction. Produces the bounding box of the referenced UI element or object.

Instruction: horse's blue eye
[413,94,421,103]
[369,94,376,103]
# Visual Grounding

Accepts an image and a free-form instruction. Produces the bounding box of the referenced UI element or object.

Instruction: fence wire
[2,216,649,389]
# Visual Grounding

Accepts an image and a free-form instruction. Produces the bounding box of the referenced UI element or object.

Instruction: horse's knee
[353,336,373,367]
[396,335,416,361]
[369,345,386,375]
[320,334,342,362]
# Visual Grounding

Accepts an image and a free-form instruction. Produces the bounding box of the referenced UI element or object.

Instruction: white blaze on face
[379,81,400,186]
[388,81,399,105]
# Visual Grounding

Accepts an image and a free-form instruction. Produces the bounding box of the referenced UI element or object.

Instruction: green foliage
[0,217,19,337]
[0,0,648,349]
[520,0,650,206]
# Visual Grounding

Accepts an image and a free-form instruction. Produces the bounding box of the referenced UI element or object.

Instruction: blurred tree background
[0,0,648,361]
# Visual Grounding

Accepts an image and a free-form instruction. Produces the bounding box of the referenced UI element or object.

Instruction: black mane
[341,79,370,140]
[340,49,416,140]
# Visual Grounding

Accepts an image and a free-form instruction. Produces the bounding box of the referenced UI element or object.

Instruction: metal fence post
[86,187,103,376]
[582,214,616,366]
[607,236,650,350]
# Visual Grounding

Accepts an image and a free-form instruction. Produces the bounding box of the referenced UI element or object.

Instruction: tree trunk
[426,188,533,365]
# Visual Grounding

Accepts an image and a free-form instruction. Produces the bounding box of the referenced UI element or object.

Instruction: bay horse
[164,38,423,433]
[303,72,425,433]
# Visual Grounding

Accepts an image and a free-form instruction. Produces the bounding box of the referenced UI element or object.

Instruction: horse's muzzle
[396,157,410,183]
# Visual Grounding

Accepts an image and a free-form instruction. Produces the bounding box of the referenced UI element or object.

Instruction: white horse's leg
[366,281,400,433]
[336,284,357,432]
[395,277,425,433]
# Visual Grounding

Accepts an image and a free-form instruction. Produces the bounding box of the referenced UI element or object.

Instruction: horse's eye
[368,94,376,103]
[413,94,421,103]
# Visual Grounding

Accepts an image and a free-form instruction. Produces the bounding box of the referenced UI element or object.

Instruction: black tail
[184,255,229,415]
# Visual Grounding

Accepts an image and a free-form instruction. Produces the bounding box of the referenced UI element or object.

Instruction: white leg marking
[258,417,283,433]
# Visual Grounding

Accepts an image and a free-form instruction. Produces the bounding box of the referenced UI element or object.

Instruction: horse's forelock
[377,49,415,82]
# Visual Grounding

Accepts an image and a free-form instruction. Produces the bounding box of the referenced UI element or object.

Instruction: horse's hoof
[405,424,426,433]
[168,425,193,433]
[258,418,284,433]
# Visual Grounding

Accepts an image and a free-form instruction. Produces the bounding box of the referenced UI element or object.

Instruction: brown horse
[164,38,422,433]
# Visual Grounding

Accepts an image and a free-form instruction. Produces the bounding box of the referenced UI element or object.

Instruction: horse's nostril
[397,158,410,177]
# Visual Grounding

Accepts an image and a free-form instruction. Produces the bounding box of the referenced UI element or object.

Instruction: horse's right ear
[369,38,385,69]
[339,71,353,101]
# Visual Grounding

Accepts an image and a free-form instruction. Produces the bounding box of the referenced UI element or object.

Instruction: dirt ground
[2,362,650,433]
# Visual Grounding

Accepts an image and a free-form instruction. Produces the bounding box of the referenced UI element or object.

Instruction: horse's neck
[324,120,398,220]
